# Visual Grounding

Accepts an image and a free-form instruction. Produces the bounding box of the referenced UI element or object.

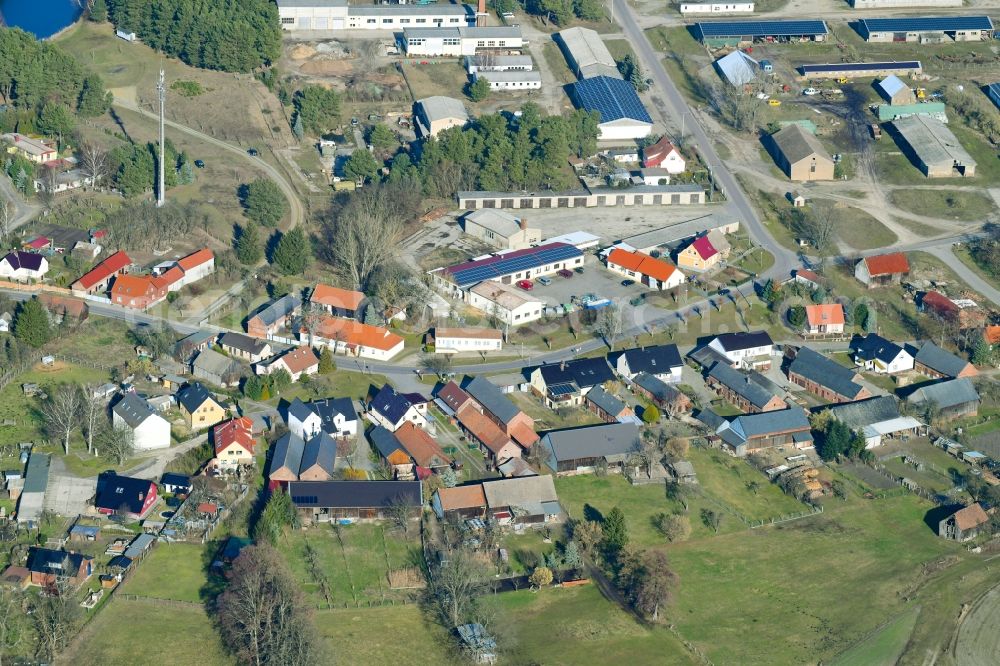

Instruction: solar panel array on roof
[445,243,582,287]
[695,20,828,39]
[568,76,653,125]
[798,61,921,74]
[858,16,993,33]
[549,383,578,397]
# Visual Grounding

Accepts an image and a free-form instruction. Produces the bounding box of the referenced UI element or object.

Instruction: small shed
[962,451,988,464]
[69,524,101,542]
[668,460,699,484]
[788,191,807,207]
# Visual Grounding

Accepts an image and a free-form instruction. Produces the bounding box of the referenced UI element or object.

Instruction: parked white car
[802,87,820,96]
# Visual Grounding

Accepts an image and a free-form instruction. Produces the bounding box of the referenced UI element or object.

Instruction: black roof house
[95,473,155,514]
[288,480,423,509]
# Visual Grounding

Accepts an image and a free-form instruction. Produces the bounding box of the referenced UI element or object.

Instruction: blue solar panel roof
[799,61,921,74]
[695,20,828,40]
[548,383,578,397]
[858,16,993,35]
[445,242,583,287]
[568,76,653,125]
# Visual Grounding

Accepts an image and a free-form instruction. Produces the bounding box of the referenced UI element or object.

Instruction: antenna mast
[156,68,166,207]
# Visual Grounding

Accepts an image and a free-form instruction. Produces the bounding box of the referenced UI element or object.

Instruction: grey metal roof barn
[481,475,558,512]
[907,378,980,411]
[416,96,469,125]
[715,50,759,86]
[822,395,900,429]
[555,27,621,80]
[788,347,868,400]
[541,422,641,466]
[798,61,921,76]
[768,124,831,166]
[708,362,781,410]
[891,115,976,177]
[914,341,974,377]
[856,16,993,40]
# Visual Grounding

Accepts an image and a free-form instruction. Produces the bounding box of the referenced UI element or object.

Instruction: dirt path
[952,579,1000,666]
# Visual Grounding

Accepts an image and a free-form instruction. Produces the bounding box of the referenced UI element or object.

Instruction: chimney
[560,361,566,371]
[519,216,528,231]
[477,0,486,26]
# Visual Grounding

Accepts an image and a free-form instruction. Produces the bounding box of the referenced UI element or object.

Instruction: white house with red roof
[606,248,685,290]
[152,248,215,292]
[255,346,320,381]
[641,136,686,174]
[677,235,722,272]
[212,417,256,471]
[71,251,133,296]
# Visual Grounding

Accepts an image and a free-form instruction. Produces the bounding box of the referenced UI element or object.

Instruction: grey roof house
[914,341,977,379]
[707,361,786,413]
[540,422,641,474]
[906,378,980,420]
[715,408,812,457]
[786,347,871,403]
[481,475,562,525]
[191,348,240,387]
[615,344,683,381]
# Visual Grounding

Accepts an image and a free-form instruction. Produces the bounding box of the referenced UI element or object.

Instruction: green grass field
[830,606,920,666]
[66,597,234,665]
[686,447,806,521]
[889,189,996,223]
[123,542,221,603]
[495,585,697,664]
[314,605,456,665]
[833,207,898,251]
[668,494,962,664]
[278,524,421,606]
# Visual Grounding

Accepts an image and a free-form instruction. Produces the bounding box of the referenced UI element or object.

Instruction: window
[383,18,392,24]
[416,18,427,23]
[367,19,376,24]
[400,18,410,23]
[281,17,294,25]
[444,38,460,46]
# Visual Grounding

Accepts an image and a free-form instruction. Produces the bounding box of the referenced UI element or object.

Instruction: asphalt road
[0,171,42,234]
[611,0,798,284]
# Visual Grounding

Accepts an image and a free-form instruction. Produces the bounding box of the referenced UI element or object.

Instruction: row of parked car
[516,267,584,290]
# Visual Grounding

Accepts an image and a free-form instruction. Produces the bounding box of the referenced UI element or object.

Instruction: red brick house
[110,274,170,310]
[71,250,132,295]
[94,474,158,519]
[27,548,93,588]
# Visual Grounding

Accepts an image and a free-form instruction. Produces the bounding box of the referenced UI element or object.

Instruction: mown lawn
[667,494,963,664]
[555,473,744,545]
[832,207,898,251]
[494,585,697,665]
[889,189,995,223]
[832,607,920,666]
[315,604,456,665]
[686,447,806,521]
[66,597,234,665]
[278,524,422,606]
[123,542,220,603]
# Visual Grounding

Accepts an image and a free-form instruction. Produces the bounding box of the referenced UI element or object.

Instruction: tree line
[105,0,282,72]
[0,27,111,139]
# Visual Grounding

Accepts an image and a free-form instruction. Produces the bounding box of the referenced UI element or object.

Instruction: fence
[865,460,940,503]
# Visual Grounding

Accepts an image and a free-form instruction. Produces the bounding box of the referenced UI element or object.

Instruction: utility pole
[156,68,166,208]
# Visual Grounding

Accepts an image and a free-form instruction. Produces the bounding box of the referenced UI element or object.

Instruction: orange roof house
[433,485,488,518]
[455,403,521,462]
[394,422,451,471]
[177,248,214,272]
[71,250,132,294]
[606,248,685,290]
[855,253,910,288]
[110,274,169,310]
[804,303,845,335]
[301,316,404,361]
[311,284,366,315]
[985,325,1000,346]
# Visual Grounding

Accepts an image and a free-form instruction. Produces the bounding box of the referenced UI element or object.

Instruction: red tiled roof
[197,502,218,514]
[310,317,403,352]
[863,252,909,277]
[394,422,451,468]
[509,421,539,448]
[805,303,845,327]
[177,248,214,271]
[276,347,319,374]
[213,417,255,456]
[111,274,165,300]
[690,235,718,261]
[157,265,185,287]
[607,248,679,283]
[642,136,678,167]
[311,284,366,311]
[436,485,487,511]
[953,503,988,531]
[26,237,50,250]
[795,269,822,283]
[921,291,958,316]
[74,251,132,290]
[456,404,513,455]
[985,325,1000,345]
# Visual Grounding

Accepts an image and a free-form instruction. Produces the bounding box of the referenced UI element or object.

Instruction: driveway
[44,474,98,517]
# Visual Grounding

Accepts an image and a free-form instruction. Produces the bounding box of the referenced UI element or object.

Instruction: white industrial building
[462,209,542,250]
[466,54,533,74]
[415,96,470,138]
[277,0,473,31]
[474,70,542,90]
[679,2,755,14]
[468,281,545,326]
[555,27,621,80]
[403,26,523,57]
[568,75,653,140]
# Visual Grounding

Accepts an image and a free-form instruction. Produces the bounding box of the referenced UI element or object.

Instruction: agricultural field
[952,583,1000,666]
[830,607,920,666]
[314,604,457,665]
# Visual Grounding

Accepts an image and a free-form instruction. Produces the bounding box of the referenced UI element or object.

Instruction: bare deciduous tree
[595,301,624,351]
[326,188,404,289]
[713,82,762,133]
[216,545,319,666]
[430,548,489,627]
[0,586,25,666]
[30,578,81,662]
[80,386,107,454]
[101,424,135,465]
[77,141,109,186]
[41,385,82,455]
[0,196,11,242]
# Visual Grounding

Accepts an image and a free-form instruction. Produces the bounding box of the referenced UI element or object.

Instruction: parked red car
[557,269,574,278]
[516,280,534,290]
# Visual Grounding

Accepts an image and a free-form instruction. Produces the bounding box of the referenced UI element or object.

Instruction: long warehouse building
[568,75,653,140]
[555,27,622,80]
[431,242,585,293]
[277,0,473,31]
[855,16,994,42]
[695,19,829,45]
[850,0,962,8]
[891,115,976,177]
[798,61,922,79]
[403,26,523,56]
